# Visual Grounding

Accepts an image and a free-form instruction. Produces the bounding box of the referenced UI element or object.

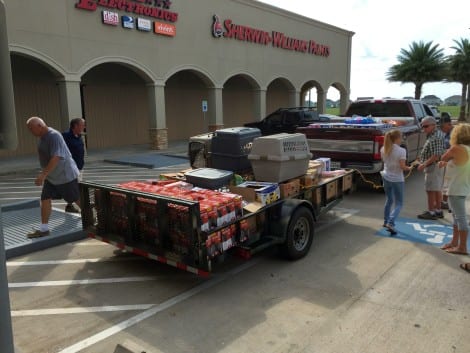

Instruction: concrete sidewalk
[0,140,189,176]
[1,199,85,259]
[0,140,189,259]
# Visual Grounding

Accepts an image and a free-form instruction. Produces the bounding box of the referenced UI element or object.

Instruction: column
[289,89,300,107]
[57,77,82,131]
[316,89,326,114]
[208,86,223,131]
[253,88,266,121]
[340,92,350,115]
[147,81,167,150]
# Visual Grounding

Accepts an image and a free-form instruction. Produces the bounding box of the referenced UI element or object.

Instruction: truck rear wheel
[281,206,314,260]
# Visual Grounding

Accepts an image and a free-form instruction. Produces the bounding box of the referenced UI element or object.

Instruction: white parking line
[6,257,140,266]
[8,207,357,352]
[316,207,359,232]
[57,260,259,353]
[8,276,159,288]
[11,304,155,317]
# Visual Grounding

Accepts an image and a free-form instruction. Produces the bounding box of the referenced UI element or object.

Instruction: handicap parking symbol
[375,217,469,251]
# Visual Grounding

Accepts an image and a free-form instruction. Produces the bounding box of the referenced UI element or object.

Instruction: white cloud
[258,0,469,101]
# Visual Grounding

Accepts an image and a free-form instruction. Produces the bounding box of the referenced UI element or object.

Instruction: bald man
[26,117,80,238]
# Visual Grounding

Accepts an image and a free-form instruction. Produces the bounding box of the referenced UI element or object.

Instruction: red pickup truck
[297,98,434,177]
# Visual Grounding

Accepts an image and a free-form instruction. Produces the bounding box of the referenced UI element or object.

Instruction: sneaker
[441,201,449,210]
[435,211,444,219]
[27,229,50,238]
[385,224,397,235]
[417,211,437,220]
[65,204,80,213]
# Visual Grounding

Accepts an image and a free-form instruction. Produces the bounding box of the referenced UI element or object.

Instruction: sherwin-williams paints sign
[212,15,330,58]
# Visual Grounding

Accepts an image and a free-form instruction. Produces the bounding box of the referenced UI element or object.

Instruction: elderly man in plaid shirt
[416,116,446,220]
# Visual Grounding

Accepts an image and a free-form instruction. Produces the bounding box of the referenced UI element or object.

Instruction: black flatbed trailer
[79,170,354,276]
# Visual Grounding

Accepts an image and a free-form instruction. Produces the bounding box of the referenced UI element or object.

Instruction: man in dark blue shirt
[62,118,86,213]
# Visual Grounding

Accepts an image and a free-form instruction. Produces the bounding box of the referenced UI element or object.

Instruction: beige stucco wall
[3,0,353,156]
[5,0,352,91]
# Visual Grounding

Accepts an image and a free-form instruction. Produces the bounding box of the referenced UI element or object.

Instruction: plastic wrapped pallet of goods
[307,160,323,174]
[248,133,312,183]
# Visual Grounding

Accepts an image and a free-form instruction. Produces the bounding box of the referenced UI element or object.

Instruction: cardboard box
[342,172,353,192]
[300,173,319,188]
[229,181,280,207]
[325,180,338,202]
[315,158,331,172]
[279,178,300,198]
[312,187,323,207]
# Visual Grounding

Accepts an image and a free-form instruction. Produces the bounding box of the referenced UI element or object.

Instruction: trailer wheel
[282,206,314,260]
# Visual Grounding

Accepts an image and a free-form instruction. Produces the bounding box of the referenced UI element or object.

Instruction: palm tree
[446,38,470,121]
[386,41,446,99]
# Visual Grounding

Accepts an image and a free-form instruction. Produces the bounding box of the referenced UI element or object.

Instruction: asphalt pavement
[3,142,470,353]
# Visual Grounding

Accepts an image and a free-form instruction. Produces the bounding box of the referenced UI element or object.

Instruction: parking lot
[2,160,470,353]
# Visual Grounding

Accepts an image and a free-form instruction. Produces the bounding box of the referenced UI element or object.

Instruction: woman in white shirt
[438,123,470,259]
[381,130,412,235]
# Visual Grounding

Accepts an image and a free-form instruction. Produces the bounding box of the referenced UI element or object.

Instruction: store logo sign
[154,21,176,36]
[102,11,119,26]
[75,0,179,23]
[137,18,152,31]
[212,14,223,38]
[122,16,134,29]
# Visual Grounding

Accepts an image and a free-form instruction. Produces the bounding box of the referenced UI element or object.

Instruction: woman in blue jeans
[380,130,412,235]
[438,123,470,258]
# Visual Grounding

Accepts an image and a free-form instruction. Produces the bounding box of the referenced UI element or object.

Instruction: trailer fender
[270,199,315,239]
[272,199,315,260]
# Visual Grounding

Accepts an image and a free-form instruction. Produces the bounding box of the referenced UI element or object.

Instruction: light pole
[0,1,18,352]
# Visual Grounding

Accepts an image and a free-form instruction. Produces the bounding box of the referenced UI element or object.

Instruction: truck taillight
[373,135,384,160]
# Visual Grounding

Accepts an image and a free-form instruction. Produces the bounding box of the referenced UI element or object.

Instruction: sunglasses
[421,125,432,128]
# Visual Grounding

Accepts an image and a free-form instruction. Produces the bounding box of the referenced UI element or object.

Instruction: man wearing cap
[440,113,453,210]
[416,116,446,220]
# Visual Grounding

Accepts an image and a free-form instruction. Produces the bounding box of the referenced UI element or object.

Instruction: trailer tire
[281,206,314,260]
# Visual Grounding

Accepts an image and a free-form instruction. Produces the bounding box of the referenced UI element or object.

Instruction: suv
[244,107,319,135]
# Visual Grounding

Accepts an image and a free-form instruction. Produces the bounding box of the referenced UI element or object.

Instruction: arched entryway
[81,63,151,149]
[165,69,215,141]
[266,77,296,114]
[2,54,63,157]
[223,74,261,128]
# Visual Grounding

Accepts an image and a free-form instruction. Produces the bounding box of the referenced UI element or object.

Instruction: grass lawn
[438,105,460,118]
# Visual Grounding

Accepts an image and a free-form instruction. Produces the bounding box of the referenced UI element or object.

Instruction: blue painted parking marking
[376,217,469,252]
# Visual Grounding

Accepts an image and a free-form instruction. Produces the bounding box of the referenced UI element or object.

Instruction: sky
[259,0,469,102]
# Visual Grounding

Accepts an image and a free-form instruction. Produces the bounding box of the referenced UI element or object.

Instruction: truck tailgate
[299,127,383,161]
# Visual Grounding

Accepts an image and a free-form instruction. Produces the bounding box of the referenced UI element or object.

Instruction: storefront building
[2,0,353,157]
